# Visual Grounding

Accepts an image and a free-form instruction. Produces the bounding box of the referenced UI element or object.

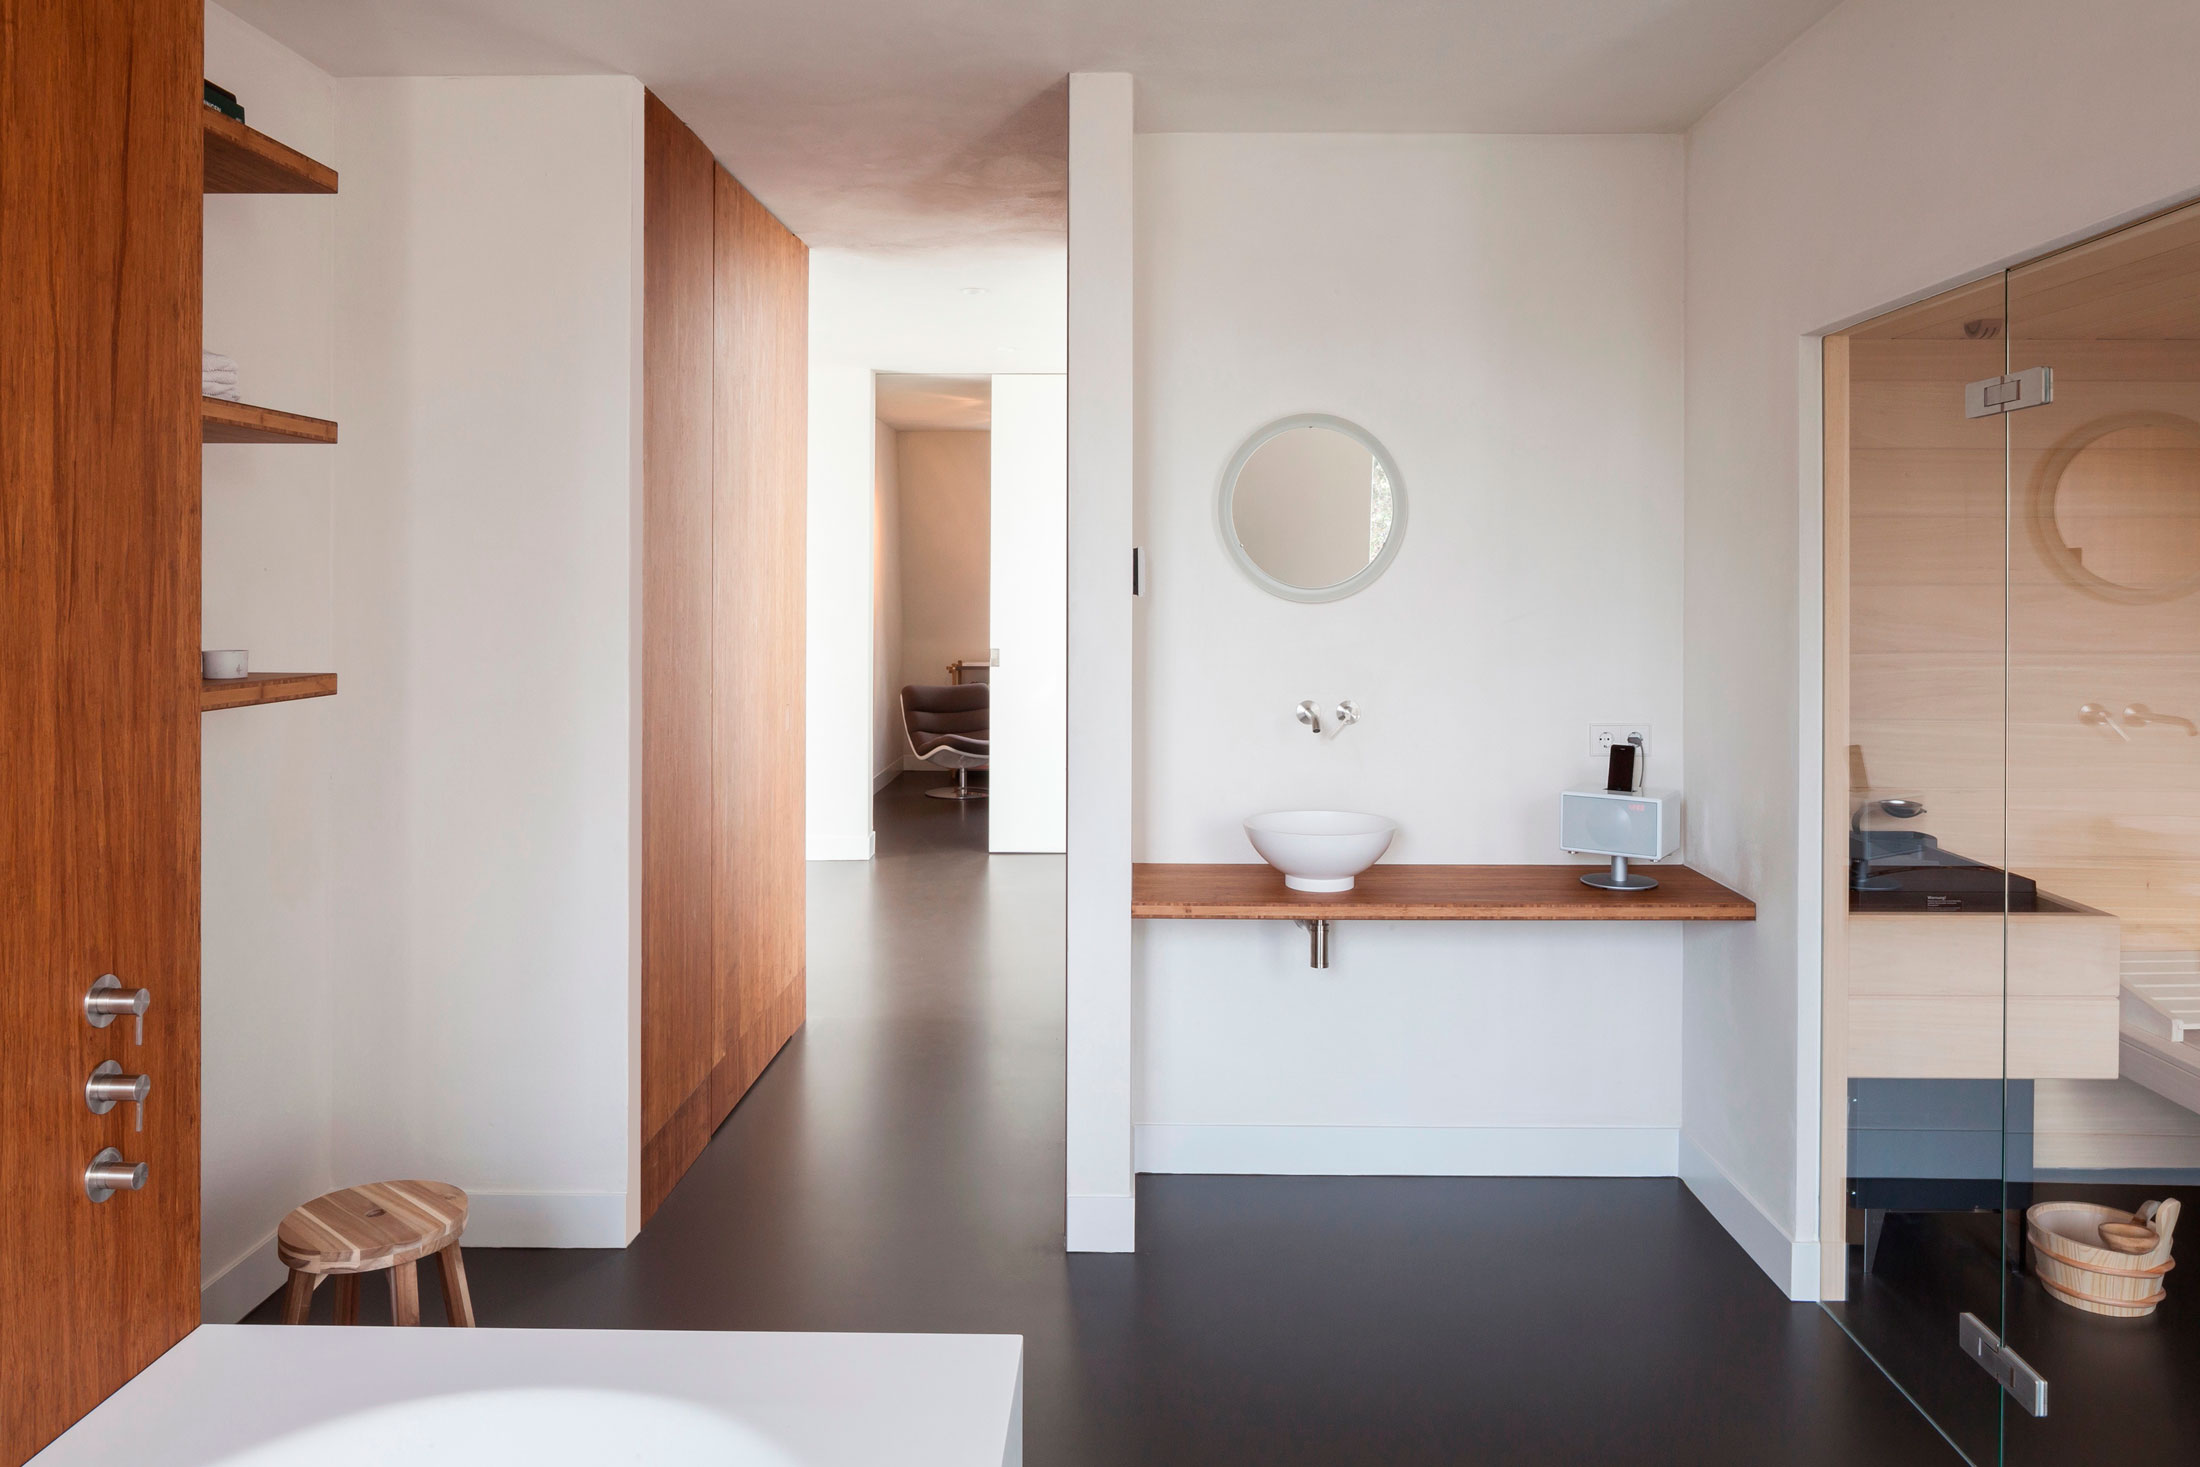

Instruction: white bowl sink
[1244,810,1397,891]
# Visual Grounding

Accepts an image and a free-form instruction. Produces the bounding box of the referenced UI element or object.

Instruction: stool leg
[436,1243,476,1327]
[280,1269,316,1325]
[389,1260,420,1326]
[332,1273,360,1325]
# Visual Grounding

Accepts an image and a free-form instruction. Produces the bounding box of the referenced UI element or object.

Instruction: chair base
[924,766,986,801]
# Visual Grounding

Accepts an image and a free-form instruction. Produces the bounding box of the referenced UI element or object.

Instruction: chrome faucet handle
[1333,700,1360,730]
[86,1061,151,1132]
[1295,700,1322,735]
[83,1148,147,1203]
[2123,703,2198,736]
[84,974,150,1045]
[2079,703,2131,741]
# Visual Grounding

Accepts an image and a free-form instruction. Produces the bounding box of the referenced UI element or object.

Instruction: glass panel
[2004,199,2200,1462]
[1824,273,2013,1465]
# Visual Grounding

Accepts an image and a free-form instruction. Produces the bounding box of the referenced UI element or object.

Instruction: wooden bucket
[2026,1199,2181,1318]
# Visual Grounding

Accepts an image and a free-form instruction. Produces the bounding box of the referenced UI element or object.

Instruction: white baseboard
[201,1228,286,1323]
[1679,1132,1819,1300]
[1134,1123,1680,1177]
[873,763,901,793]
[464,1189,630,1248]
[807,831,875,861]
[1066,1193,1135,1252]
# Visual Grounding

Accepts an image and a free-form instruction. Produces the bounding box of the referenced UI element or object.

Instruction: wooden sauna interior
[1823,201,2200,1288]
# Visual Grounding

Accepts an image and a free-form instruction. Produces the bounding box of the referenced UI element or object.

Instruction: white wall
[1683,0,2200,1297]
[872,420,905,787]
[199,2,339,1323]
[808,248,1066,859]
[331,74,645,1248]
[1065,73,1137,1251]
[987,375,1068,852]
[896,428,991,737]
[1134,134,1686,1175]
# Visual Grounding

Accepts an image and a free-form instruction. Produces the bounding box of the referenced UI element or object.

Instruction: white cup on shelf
[201,649,249,680]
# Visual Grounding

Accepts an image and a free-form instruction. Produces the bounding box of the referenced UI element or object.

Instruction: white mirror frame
[1214,413,1409,604]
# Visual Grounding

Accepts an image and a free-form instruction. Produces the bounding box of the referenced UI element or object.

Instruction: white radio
[1560,788,1679,891]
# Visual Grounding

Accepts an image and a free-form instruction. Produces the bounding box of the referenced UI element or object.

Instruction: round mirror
[1216,415,1406,602]
[2031,411,2200,603]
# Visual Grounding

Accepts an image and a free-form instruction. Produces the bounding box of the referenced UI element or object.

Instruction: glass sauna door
[2002,200,2200,1461]
[1825,272,2017,1466]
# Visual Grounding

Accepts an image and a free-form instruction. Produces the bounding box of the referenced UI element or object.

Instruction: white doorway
[871,370,1065,854]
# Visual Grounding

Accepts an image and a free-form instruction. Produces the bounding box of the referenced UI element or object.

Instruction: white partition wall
[334,74,644,1250]
[1064,72,1136,1252]
[988,374,1068,853]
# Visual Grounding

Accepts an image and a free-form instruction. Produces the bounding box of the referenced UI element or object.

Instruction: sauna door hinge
[1964,365,2053,418]
[1958,1312,2048,1417]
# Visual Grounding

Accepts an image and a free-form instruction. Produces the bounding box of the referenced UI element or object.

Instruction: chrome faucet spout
[2124,703,2198,736]
[1295,700,1322,735]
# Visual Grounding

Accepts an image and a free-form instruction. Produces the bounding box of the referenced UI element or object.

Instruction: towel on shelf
[202,348,240,402]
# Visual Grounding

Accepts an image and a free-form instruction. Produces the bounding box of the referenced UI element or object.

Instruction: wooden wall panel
[639,94,718,1218]
[1848,341,2200,946]
[713,165,808,1123]
[638,96,807,1222]
[0,1,203,1459]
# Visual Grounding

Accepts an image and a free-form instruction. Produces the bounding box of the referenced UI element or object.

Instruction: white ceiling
[877,375,991,432]
[221,0,1844,250]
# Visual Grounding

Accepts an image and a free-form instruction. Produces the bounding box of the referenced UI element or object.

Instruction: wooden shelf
[201,673,337,711]
[1132,863,1756,922]
[201,397,337,444]
[202,107,337,194]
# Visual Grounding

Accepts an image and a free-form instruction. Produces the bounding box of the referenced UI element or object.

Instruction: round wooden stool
[276,1180,476,1327]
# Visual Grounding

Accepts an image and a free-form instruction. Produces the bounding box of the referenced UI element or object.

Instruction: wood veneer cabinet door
[638,93,718,1220]
[712,164,808,1139]
[636,97,807,1221]
[0,1,204,1461]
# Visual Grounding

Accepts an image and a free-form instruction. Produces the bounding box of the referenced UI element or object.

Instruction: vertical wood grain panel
[638,93,716,1219]
[713,165,808,1117]
[637,100,806,1222]
[0,0,202,1459]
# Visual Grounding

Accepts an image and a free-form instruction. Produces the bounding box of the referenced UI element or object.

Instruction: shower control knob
[85,1061,151,1132]
[83,1148,147,1203]
[84,974,150,1045]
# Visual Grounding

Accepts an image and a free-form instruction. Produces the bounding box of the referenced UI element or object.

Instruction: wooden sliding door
[639,94,807,1221]
[0,0,203,1460]
[712,163,808,1140]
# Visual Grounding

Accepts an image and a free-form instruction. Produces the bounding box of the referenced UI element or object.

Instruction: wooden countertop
[1131,863,1755,921]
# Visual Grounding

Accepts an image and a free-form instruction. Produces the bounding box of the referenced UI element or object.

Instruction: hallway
[254,774,1952,1463]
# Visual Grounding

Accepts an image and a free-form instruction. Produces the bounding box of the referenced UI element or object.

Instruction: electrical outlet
[1590,725,1651,761]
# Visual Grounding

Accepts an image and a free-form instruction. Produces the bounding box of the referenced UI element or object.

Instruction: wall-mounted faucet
[1295,700,1362,738]
[2079,703,2130,741]
[2124,703,2198,736]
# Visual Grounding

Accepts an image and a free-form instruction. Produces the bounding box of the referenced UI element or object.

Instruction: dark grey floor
[1830,1190,2200,1465]
[253,771,1954,1463]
